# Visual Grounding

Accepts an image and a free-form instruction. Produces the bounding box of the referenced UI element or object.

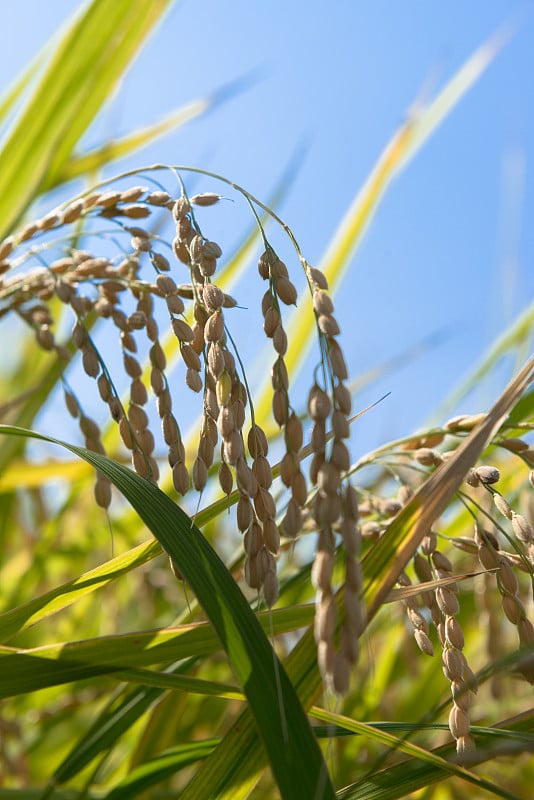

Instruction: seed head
[308,384,331,421]
[263,518,280,553]
[474,465,500,485]
[511,513,533,544]
[172,461,190,495]
[186,367,203,393]
[312,289,334,315]
[275,276,297,306]
[285,412,303,452]
[247,424,268,458]
[203,283,224,311]
[493,494,513,520]
[190,192,221,206]
[204,310,225,343]
[172,318,195,343]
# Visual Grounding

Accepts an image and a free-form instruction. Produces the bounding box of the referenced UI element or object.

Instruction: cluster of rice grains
[259,246,362,692]
[0,173,364,689]
[3,171,533,749]
[367,417,534,756]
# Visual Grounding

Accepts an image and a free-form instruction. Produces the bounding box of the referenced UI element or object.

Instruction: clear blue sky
[1,1,533,453]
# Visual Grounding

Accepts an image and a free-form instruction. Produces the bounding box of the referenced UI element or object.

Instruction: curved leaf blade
[0,0,174,238]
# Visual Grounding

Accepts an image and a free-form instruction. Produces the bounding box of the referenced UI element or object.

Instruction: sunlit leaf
[0,0,175,238]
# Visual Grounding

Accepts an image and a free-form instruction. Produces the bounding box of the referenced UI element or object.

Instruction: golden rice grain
[0,237,14,261]
[263,569,279,607]
[493,494,513,519]
[119,418,134,449]
[204,310,224,343]
[198,433,215,467]
[172,318,195,342]
[449,706,470,740]
[306,265,328,290]
[94,475,112,509]
[275,275,297,306]
[247,425,268,458]
[203,282,224,311]
[82,348,100,378]
[263,305,281,337]
[237,496,254,532]
[120,186,147,202]
[172,460,190,495]
[185,367,203,393]
[332,653,351,696]
[190,192,221,206]
[192,456,208,491]
[314,592,337,642]
[327,339,348,380]
[281,497,302,537]
[130,379,148,406]
[511,513,533,544]
[317,314,340,336]
[263,517,280,553]
[291,470,307,506]
[308,384,331,422]
[414,629,434,656]
[254,487,276,521]
[244,555,261,589]
[244,520,263,556]
[273,325,288,355]
[474,465,500,484]
[312,289,334,316]
[285,412,303,451]
[272,389,288,426]
[218,461,233,495]
[147,190,171,206]
[252,455,272,489]
[128,403,148,432]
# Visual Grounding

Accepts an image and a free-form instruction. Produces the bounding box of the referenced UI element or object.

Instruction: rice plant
[0,3,533,799]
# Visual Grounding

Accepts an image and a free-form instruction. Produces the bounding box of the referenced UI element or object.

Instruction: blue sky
[1,1,533,453]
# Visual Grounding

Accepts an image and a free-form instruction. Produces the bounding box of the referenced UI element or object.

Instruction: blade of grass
[432,297,534,421]
[309,708,519,800]
[336,717,534,800]
[0,0,174,238]
[0,52,43,125]
[0,604,314,696]
[103,739,219,800]
[0,540,161,642]
[48,657,235,794]
[46,76,252,189]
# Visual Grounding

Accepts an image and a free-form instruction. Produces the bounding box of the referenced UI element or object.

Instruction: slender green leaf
[104,739,219,800]
[0,0,174,238]
[0,53,42,125]
[0,540,161,642]
[433,297,534,421]
[52,658,225,788]
[310,708,517,800]
[0,603,314,696]
[47,76,250,189]
[336,727,533,800]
